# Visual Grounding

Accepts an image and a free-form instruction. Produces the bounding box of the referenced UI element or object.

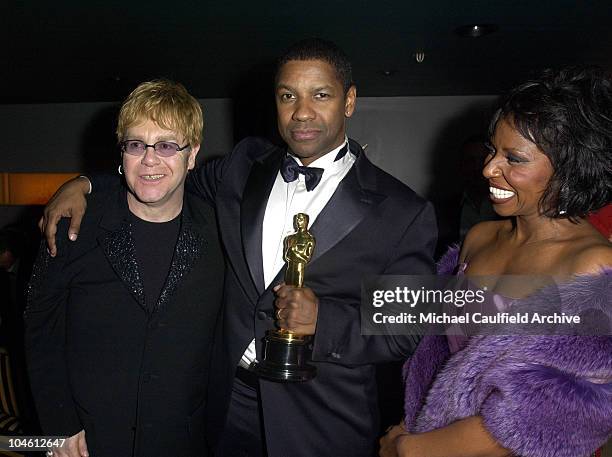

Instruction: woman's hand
[379,422,410,457]
[380,416,511,457]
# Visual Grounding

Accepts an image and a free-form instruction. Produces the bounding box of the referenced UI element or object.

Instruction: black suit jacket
[190,137,437,457]
[25,187,224,457]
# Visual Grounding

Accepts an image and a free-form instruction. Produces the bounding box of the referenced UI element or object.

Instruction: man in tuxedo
[42,38,437,457]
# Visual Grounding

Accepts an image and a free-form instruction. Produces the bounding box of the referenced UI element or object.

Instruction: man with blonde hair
[25,80,224,457]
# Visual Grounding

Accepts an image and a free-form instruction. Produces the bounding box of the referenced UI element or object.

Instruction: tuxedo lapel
[241,150,284,294]
[308,143,386,265]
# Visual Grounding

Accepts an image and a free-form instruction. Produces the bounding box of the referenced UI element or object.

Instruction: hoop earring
[118,164,123,175]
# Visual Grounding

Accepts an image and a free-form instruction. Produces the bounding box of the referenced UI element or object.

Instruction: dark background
[5,0,612,104]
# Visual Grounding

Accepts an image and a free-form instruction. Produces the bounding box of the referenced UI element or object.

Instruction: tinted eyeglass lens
[123,141,146,155]
[154,141,180,157]
[121,141,182,156]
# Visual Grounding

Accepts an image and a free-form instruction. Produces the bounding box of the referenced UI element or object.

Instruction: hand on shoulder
[41,176,91,257]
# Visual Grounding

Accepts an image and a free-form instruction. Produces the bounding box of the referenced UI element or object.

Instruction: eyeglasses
[120,140,190,157]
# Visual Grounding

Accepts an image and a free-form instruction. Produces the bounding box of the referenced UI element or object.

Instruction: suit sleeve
[88,172,122,192]
[311,201,437,366]
[24,223,82,437]
[186,137,267,203]
[185,147,240,203]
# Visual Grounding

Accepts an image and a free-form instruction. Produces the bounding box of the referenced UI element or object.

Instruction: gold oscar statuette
[256,213,317,382]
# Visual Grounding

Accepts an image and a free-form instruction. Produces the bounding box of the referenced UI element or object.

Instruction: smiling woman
[381,67,612,457]
[487,68,611,220]
[452,68,612,281]
[483,117,555,218]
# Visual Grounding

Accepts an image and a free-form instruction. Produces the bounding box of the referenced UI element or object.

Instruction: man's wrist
[77,176,92,194]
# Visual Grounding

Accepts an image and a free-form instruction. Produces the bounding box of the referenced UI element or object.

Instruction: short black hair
[276,38,354,93]
[489,66,612,219]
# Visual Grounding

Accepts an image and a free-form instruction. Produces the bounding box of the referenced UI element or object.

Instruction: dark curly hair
[276,38,354,93]
[488,67,612,219]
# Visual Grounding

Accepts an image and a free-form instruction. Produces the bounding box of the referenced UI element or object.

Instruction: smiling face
[275,59,356,166]
[123,118,199,221]
[483,117,554,218]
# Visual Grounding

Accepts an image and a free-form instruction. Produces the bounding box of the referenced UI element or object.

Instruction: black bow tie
[280,143,350,191]
[280,156,324,191]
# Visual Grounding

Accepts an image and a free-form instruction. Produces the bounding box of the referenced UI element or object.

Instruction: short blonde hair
[116,79,203,146]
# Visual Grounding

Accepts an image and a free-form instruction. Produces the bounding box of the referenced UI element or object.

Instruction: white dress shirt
[239,139,355,369]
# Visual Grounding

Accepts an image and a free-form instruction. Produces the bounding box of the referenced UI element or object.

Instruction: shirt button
[257,311,268,320]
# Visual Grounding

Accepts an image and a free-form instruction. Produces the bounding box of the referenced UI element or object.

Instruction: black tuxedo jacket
[190,137,437,457]
[25,188,224,457]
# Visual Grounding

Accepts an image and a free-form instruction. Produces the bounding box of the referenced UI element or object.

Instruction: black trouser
[215,368,267,457]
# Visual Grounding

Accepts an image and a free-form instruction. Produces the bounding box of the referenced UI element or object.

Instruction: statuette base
[256,330,316,382]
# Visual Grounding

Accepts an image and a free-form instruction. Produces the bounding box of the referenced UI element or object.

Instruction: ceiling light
[380,70,397,77]
[454,24,498,38]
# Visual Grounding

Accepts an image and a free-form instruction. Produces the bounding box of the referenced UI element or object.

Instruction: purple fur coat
[402,246,612,457]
